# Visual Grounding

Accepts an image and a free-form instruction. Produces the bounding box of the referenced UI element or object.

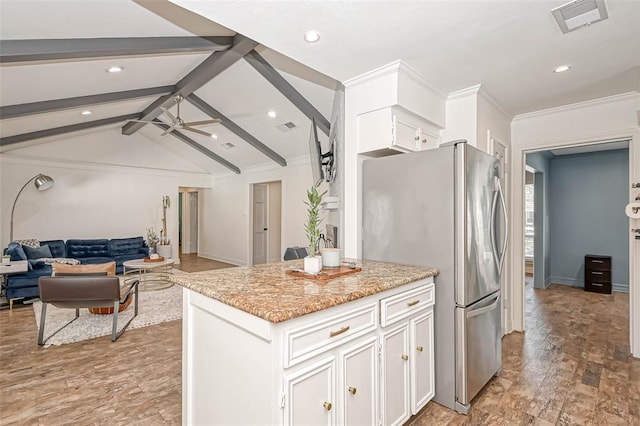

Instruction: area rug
[32,278,183,347]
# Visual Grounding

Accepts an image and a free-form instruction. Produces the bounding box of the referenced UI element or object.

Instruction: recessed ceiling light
[106,66,124,73]
[267,110,277,118]
[303,30,321,43]
[220,142,235,150]
[553,65,572,73]
[81,110,92,116]
[210,133,218,139]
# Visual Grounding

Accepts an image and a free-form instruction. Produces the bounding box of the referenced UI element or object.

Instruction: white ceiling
[172,0,640,115]
[550,139,630,156]
[0,0,337,175]
[2,0,638,176]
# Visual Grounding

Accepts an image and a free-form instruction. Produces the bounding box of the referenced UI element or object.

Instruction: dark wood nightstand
[584,255,612,294]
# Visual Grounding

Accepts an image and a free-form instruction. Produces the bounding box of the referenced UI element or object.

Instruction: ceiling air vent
[552,0,608,34]
[276,122,297,132]
[220,142,235,150]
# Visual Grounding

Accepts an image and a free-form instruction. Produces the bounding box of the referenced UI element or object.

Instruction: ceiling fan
[127,95,221,137]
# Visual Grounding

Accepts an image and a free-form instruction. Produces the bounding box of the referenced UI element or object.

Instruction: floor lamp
[9,174,55,242]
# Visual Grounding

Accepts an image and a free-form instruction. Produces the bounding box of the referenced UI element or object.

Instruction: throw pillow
[13,239,40,248]
[28,259,46,270]
[23,244,52,260]
[52,261,115,276]
[6,242,27,261]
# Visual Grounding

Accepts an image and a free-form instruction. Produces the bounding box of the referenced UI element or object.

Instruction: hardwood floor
[1,260,638,425]
[175,252,236,273]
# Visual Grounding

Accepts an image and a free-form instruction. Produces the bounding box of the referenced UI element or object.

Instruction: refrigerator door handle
[489,183,500,271]
[497,179,509,275]
[466,293,501,318]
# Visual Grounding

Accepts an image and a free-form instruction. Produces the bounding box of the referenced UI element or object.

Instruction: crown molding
[0,153,214,181]
[513,91,640,122]
[477,86,513,120]
[447,84,482,100]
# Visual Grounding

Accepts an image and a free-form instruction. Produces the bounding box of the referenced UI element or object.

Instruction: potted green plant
[146,226,159,255]
[303,186,326,274]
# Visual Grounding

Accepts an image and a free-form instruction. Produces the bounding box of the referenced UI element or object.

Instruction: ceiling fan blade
[160,107,178,124]
[182,119,222,127]
[183,126,215,138]
[160,125,178,136]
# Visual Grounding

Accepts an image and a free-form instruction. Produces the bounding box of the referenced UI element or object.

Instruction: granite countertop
[170,259,439,323]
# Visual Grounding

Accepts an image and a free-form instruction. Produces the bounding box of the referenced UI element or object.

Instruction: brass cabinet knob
[348,387,357,395]
[417,346,424,352]
[323,401,332,411]
[414,135,420,141]
[401,354,409,361]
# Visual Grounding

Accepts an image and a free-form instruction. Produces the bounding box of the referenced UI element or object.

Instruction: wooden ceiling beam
[244,50,331,137]
[122,34,258,136]
[152,119,240,174]
[0,113,141,147]
[0,86,176,119]
[0,36,233,63]
[186,94,287,167]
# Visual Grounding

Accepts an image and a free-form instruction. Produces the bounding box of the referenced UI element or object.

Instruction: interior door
[253,184,268,265]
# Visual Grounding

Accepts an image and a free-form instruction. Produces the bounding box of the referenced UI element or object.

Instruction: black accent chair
[37,276,139,345]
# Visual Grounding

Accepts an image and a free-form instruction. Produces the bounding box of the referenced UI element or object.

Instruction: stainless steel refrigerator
[362,140,507,414]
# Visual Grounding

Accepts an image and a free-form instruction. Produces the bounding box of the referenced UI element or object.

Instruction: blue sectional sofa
[4,237,149,301]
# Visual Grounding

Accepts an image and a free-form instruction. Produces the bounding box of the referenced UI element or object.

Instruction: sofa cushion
[24,244,52,260]
[109,237,147,257]
[40,240,66,258]
[66,239,109,258]
[6,242,27,261]
[78,257,115,266]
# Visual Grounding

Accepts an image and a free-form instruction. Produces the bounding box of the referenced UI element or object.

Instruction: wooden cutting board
[286,266,362,281]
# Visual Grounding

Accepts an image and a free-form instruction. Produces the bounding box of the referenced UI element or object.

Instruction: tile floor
[1,258,637,425]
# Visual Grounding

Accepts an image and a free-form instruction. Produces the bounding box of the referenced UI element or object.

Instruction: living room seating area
[4,237,148,302]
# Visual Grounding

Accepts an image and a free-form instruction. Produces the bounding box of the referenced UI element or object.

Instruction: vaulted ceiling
[0,0,338,176]
[1,0,638,177]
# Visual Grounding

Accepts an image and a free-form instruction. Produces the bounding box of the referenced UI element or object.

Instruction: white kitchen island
[170,260,439,426]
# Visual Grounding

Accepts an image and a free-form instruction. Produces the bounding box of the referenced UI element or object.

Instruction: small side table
[585,254,612,294]
[0,260,29,309]
[123,258,175,291]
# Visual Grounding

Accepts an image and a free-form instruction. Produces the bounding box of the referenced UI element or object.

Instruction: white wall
[510,92,640,356]
[267,181,282,263]
[0,129,213,261]
[198,158,319,266]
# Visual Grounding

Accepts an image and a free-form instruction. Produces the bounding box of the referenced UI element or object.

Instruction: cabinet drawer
[585,280,612,294]
[284,304,378,368]
[380,284,434,327]
[585,270,611,283]
[585,256,611,271]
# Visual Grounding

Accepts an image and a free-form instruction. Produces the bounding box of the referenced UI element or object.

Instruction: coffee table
[123,258,174,291]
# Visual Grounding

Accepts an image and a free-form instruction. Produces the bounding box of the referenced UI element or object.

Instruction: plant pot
[320,248,341,268]
[303,255,323,274]
[157,244,172,259]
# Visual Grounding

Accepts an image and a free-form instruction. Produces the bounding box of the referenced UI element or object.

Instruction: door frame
[248,179,283,266]
[251,183,269,265]
[508,129,639,356]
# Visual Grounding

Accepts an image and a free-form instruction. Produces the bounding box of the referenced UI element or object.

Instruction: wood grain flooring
[1,256,638,425]
[174,253,236,273]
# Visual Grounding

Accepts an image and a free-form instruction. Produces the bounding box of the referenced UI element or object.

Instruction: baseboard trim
[549,276,628,293]
[197,252,245,267]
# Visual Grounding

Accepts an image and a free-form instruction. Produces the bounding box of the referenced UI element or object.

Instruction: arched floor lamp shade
[10,174,55,242]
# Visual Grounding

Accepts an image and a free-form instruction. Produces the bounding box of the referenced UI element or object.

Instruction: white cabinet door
[392,114,420,152]
[417,126,440,151]
[340,337,378,426]
[284,357,336,426]
[411,311,434,414]
[381,323,410,426]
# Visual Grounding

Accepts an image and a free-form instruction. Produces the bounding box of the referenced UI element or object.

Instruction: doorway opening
[519,139,632,345]
[178,187,200,259]
[250,181,282,265]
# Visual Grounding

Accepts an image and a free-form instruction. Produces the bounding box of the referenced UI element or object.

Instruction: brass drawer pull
[323,401,332,411]
[407,300,420,307]
[401,354,409,361]
[416,346,424,352]
[329,326,350,338]
[348,387,357,395]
